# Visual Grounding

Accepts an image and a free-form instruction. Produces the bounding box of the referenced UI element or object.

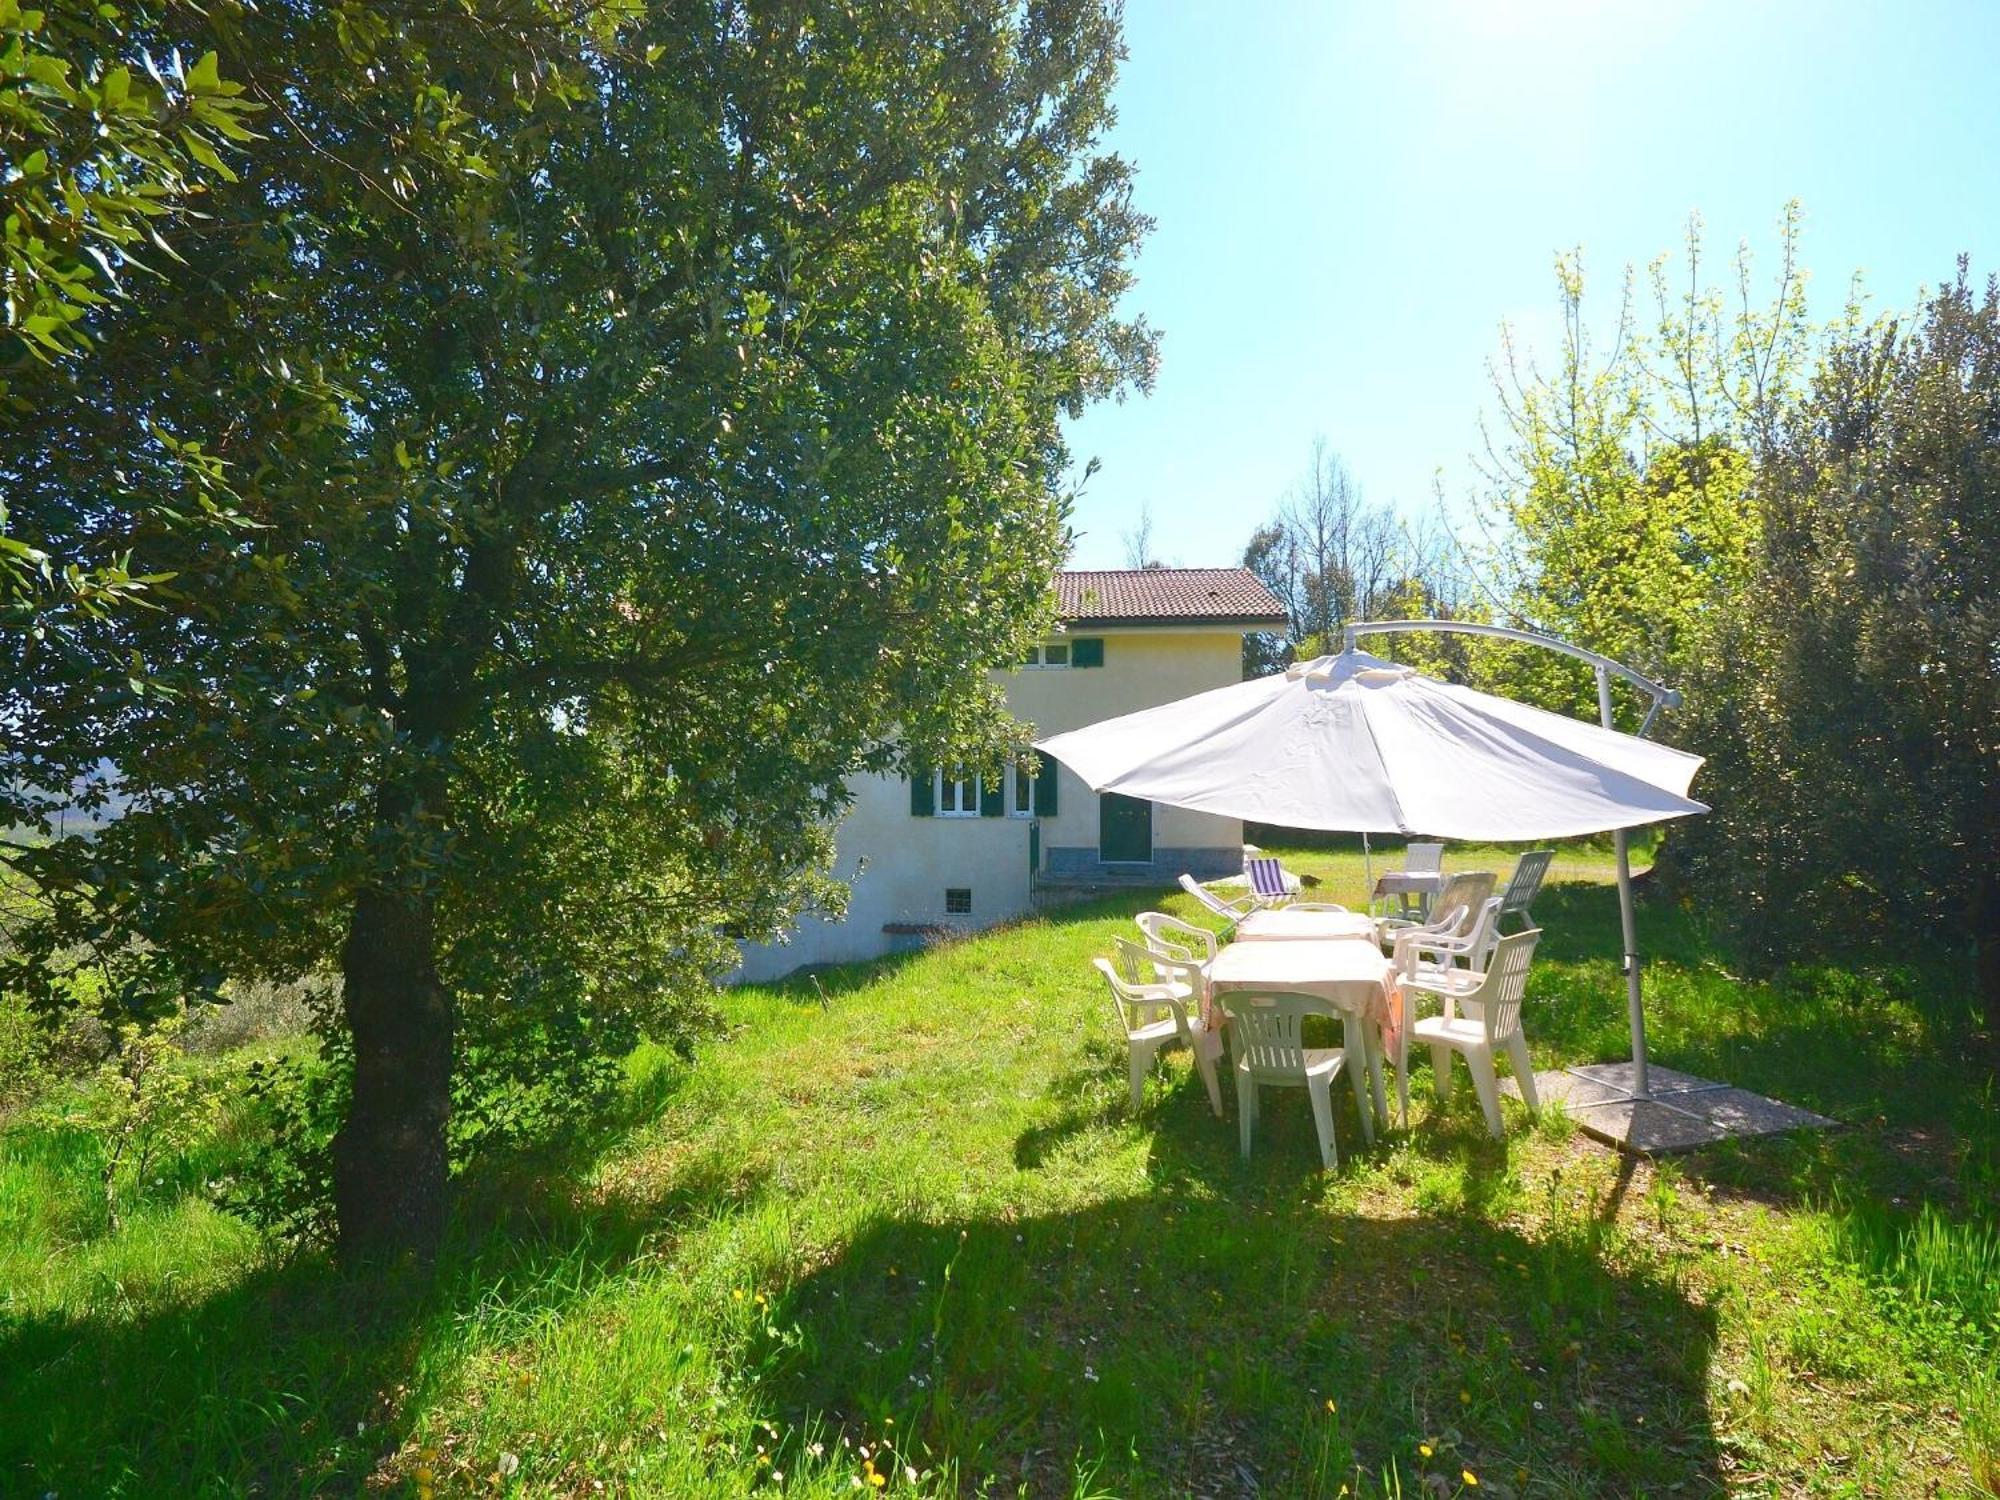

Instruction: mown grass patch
[2,842,1994,1496]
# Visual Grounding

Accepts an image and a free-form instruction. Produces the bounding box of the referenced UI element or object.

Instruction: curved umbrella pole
[1342,619,1683,1101]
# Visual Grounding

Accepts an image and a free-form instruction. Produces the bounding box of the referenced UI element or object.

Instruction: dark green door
[1098,792,1152,864]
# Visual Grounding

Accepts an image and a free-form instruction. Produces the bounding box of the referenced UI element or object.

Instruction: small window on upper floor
[1020,641,1071,669]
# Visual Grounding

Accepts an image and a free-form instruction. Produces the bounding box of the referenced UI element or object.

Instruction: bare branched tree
[1121,500,1160,569]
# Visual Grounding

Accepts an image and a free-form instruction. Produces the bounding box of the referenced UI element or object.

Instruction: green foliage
[3,0,1157,1249]
[1670,266,2000,997]
[28,1012,222,1230]
[1473,207,1813,722]
[1470,209,1997,1032]
[0,989,41,1109]
[0,0,256,622]
[221,965,707,1247]
[216,1048,343,1245]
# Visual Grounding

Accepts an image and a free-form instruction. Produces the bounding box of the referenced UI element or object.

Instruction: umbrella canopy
[1035,650,1706,840]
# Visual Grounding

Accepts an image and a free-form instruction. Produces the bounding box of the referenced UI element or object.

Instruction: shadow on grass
[984,1052,1717,1491]
[744,883,1182,1002]
[0,1070,733,1499]
[757,1187,1725,1496]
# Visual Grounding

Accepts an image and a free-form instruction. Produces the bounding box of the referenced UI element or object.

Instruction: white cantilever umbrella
[1035,648,1708,1102]
[1036,650,1707,838]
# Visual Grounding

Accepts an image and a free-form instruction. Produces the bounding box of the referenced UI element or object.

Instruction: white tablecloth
[1208,938,1399,1027]
[1234,908,1380,944]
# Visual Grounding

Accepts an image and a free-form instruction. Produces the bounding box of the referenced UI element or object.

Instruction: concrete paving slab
[1501,1066,1834,1155]
[1676,1086,1832,1136]
[1566,1061,1726,1097]
[1509,1069,1633,1109]
[1567,1097,1743,1153]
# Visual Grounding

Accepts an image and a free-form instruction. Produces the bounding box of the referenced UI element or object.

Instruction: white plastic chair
[1378,870,1495,948]
[1498,850,1554,932]
[1136,911,1217,1022]
[1399,841,1447,916]
[1219,993,1350,1170]
[1407,928,1543,1138]
[1179,873,1256,927]
[1394,895,1504,989]
[1135,910,1217,967]
[1096,940,1223,1117]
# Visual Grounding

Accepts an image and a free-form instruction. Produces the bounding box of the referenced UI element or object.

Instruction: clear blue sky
[1060,0,2000,568]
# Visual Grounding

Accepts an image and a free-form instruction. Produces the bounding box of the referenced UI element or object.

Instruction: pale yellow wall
[735,625,1252,980]
[1001,628,1245,856]
[735,770,1034,981]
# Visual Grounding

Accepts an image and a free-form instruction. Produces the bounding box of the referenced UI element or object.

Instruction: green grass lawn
[3,844,1997,1497]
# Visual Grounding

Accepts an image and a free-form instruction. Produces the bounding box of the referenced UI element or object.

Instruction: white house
[734,567,1289,980]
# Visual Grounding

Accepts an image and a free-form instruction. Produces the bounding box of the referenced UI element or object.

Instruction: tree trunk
[1978,777,2000,1064]
[332,883,455,1265]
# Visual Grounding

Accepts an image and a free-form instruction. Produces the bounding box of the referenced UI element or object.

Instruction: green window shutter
[979,773,1005,817]
[1071,637,1104,668]
[909,766,934,817]
[1033,764,1059,817]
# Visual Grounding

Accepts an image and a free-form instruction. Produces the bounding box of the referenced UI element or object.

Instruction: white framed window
[936,766,981,817]
[1020,641,1072,669]
[924,764,1040,824]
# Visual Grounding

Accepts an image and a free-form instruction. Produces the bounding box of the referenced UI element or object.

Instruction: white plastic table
[1233,908,1381,943]
[1373,870,1447,918]
[1206,938,1399,1140]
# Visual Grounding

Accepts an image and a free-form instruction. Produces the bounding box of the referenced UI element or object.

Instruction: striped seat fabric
[1245,856,1293,905]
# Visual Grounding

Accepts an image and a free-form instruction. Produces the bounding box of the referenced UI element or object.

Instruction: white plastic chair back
[1431,871,1496,936]
[1114,936,1200,1010]
[1464,895,1505,971]
[1404,841,1445,876]
[1476,928,1541,1040]
[1136,911,1216,965]
[1500,850,1554,927]
[1111,935,1165,994]
[1221,994,1321,1079]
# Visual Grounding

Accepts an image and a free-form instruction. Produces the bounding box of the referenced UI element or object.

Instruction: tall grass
[1,841,1993,1495]
[1823,1193,2000,1352]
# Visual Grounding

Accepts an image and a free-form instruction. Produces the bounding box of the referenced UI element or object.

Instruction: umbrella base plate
[1503,1064,1833,1155]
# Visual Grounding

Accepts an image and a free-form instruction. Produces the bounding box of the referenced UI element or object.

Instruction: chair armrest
[1144,952,1207,994]
[1397,931,1474,967]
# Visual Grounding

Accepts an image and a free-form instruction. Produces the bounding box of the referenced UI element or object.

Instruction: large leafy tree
[1675,266,2000,1041]
[2,0,1155,1259]
[2,0,256,624]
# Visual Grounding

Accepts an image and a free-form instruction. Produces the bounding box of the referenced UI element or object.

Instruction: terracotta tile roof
[1056,567,1289,627]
